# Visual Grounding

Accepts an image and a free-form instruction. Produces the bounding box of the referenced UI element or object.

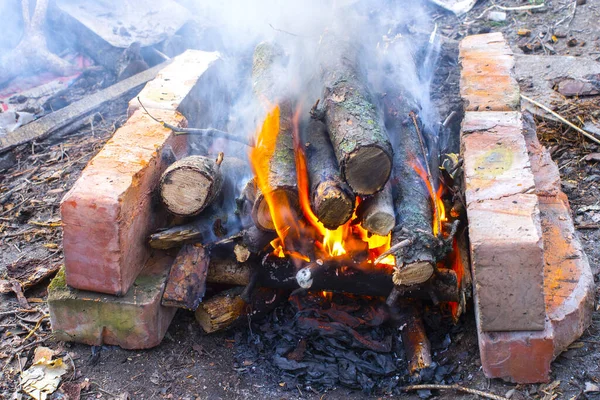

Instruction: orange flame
[411,161,447,236]
[251,103,395,265]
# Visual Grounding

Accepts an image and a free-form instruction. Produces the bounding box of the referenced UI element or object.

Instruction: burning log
[159,154,224,217]
[385,91,437,287]
[250,41,300,231]
[356,182,395,236]
[305,118,355,229]
[195,287,285,334]
[318,33,393,195]
[258,255,460,302]
[397,301,432,374]
[162,244,209,310]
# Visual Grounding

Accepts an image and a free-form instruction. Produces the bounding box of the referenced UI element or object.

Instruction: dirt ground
[1,1,600,399]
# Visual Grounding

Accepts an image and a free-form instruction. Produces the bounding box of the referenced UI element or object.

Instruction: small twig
[401,384,509,400]
[268,23,302,37]
[374,239,411,265]
[136,97,253,147]
[554,0,577,28]
[520,94,600,146]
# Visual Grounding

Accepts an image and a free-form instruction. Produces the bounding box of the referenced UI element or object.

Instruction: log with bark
[318,33,393,195]
[161,244,209,310]
[159,154,224,217]
[250,41,299,231]
[305,118,355,229]
[195,286,286,334]
[356,182,395,236]
[385,89,437,287]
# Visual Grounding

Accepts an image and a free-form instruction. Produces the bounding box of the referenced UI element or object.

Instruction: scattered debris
[20,350,69,400]
[487,11,507,22]
[428,0,479,16]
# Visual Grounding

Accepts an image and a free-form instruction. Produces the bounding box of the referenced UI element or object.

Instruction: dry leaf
[583,153,600,162]
[21,356,69,400]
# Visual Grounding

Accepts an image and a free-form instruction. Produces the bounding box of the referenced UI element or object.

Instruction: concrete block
[48,253,177,349]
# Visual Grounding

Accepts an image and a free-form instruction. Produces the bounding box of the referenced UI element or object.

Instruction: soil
[1,1,599,399]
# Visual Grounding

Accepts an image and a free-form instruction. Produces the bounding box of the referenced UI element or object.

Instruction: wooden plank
[0,61,170,154]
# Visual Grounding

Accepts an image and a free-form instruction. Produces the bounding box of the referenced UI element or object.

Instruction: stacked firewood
[146,34,466,372]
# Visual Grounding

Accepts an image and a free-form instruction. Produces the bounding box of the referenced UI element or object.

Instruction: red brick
[61,109,188,295]
[459,33,519,111]
[468,193,546,331]
[48,253,176,349]
[522,112,561,197]
[462,112,536,204]
[128,50,221,114]
[477,193,594,382]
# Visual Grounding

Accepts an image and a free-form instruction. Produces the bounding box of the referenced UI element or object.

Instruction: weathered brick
[48,253,177,349]
[61,109,187,295]
[462,111,536,204]
[522,112,561,197]
[459,33,519,111]
[128,50,221,115]
[477,192,594,382]
[468,193,546,331]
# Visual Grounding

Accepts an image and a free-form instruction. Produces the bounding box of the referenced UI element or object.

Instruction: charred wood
[318,33,393,195]
[397,301,432,374]
[305,118,355,229]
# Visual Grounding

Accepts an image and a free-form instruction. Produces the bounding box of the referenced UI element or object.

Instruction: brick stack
[48,50,221,349]
[460,33,594,382]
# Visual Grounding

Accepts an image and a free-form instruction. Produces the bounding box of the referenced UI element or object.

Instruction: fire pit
[45,3,593,392]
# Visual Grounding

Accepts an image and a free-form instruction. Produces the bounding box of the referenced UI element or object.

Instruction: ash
[234,292,463,395]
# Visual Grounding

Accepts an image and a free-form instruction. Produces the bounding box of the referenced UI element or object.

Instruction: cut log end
[392,261,434,286]
[362,211,395,237]
[344,145,392,195]
[160,155,223,217]
[313,181,354,229]
[252,189,299,231]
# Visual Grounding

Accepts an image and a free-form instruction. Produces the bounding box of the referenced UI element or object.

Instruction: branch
[520,94,600,146]
[401,384,509,400]
[136,97,253,147]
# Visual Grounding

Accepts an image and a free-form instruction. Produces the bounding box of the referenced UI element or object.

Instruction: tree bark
[161,244,209,310]
[356,182,395,236]
[159,155,224,217]
[250,41,299,231]
[319,33,393,195]
[396,301,432,374]
[305,118,355,229]
[384,89,436,287]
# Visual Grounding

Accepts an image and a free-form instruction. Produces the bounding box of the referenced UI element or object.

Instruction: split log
[397,301,432,374]
[195,287,285,334]
[385,89,436,287]
[161,244,209,310]
[160,155,224,217]
[356,182,395,236]
[305,118,355,229]
[250,41,299,231]
[319,33,393,195]
[206,258,252,286]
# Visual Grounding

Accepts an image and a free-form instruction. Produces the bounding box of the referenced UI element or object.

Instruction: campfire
[145,32,470,388]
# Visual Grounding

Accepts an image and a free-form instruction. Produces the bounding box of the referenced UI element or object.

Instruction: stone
[60,109,188,295]
[461,111,536,204]
[468,193,546,331]
[459,33,520,111]
[48,253,177,349]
